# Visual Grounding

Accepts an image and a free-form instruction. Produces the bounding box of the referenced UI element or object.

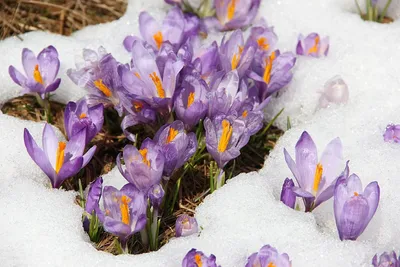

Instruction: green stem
[78,179,85,209]
[215,169,225,190]
[150,208,159,251]
[367,0,373,21]
[354,0,362,16]
[379,0,392,22]
[140,228,149,247]
[209,161,215,193]
[260,108,284,136]
[168,176,182,215]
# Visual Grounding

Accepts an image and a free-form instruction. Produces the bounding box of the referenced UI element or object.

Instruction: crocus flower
[83,177,103,231]
[205,0,261,31]
[24,124,96,188]
[204,114,248,168]
[334,172,380,241]
[120,40,183,109]
[383,124,400,143]
[234,92,264,136]
[175,214,199,237]
[117,139,165,193]
[296,33,329,57]
[64,100,104,144]
[175,75,209,128]
[9,46,61,99]
[247,19,278,59]
[148,184,165,209]
[154,121,198,177]
[280,178,296,209]
[182,248,220,267]
[97,184,147,250]
[191,41,221,83]
[372,251,400,267]
[245,245,291,267]
[283,131,343,212]
[318,75,349,109]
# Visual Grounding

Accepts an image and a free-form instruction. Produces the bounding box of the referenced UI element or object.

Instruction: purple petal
[22,48,38,78]
[9,65,27,86]
[37,45,60,84]
[56,157,84,188]
[295,131,318,190]
[82,146,97,168]
[42,123,58,169]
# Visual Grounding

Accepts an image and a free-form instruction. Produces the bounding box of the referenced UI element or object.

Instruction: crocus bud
[318,75,349,109]
[372,251,400,267]
[182,248,220,267]
[83,177,103,232]
[149,184,165,209]
[245,245,291,267]
[280,178,296,209]
[334,174,380,241]
[383,124,400,143]
[296,32,329,57]
[175,214,199,237]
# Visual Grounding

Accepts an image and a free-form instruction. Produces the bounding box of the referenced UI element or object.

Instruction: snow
[0,0,400,266]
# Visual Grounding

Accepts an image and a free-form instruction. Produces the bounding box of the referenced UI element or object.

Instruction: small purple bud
[175,214,199,237]
[372,251,400,267]
[280,178,296,209]
[383,124,400,143]
[149,184,165,209]
[245,245,291,267]
[318,75,349,109]
[182,248,220,267]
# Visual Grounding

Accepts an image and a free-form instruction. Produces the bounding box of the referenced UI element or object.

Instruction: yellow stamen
[227,0,237,21]
[218,120,233,153]
[312,163,324,193]
[354,192,359,196]
[263,51,276,84]
[134,72,141,79]
[166,127,179,144]
[55,142,66,174]
[242,110,248,118]
[33,65,44,84]
[79,113,87,119]
[153,31,163,50]
[120,195,131,225]
[257,37,269,51]
[231,46,244,70]
[94,79,112,97]
[149,72,165,98]
[139,148,150,167]
[308,36,320,55]
[267,263,277,267]
[187,92,195,108]
[134,101,143,111]
[194,254,203,267]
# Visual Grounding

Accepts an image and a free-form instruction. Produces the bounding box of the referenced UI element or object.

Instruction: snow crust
[1,0,400,266]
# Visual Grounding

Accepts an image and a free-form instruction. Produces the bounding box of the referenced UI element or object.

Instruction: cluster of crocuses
[355,0,393,23]
[280,131,380,242]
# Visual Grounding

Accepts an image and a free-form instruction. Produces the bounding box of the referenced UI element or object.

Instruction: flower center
[153,31,163,50]
[218,119,233,153]
[55,142,66,174]
[166,127,179,144]
[33,65,44,84]
[231,46,244,70]
[134,101,143,112]
[187,91,195,108]
[267,262,277,267]
[257,37,269,51]
[194,254,203,267]
[308,36,320,55]
[227,0,237,21]
[120,195,131,225]
[94,79,112,97]
[263,51,276,84]
[312,163,324,194]
[149,72,165,98]
[354,192,359,196]
[139,148,150,167]
[79,113,87,119]
[242,110,248,118]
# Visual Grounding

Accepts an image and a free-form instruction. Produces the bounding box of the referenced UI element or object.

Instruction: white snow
[0,0,400,266]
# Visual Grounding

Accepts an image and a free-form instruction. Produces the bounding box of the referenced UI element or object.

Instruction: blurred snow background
[1,0,400,266]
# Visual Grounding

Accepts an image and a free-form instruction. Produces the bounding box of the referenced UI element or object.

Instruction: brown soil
[361,14,394,24]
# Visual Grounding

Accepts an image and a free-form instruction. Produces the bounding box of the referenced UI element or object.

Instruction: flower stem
[379,0,392,22]
[119,238,129,254]
[259,108,284,136]
[140,228,149,247]
[215,169,225,190]
[354,0,362,16]
[150,208,159,251]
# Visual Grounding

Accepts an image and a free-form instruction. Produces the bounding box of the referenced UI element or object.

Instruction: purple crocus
[206,0,261,31]
[248,19,278,59]
[97,183,147,251]
[64,99,104,144]
[245,245,291,267]
[117,139,165,193]
[204,114,248,169]
[296,33,329,57]
[148,184,165,209]
[83,177,103,231]
[372,251,400,267]
[280,178,296,209]
[191,41,221,83]
[24,124,96,188]
[154,121,198,177]
[175,214,199,237]
[9,46,61,99]
[175,75,209,128]
[383,124,400,143]
[318,75,349,109]
[283,131,343,212]
[182,248,220,267]
[334,171,380,241]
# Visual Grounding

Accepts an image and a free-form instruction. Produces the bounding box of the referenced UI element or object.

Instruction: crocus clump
[383,124,400,143]
[296,33,329,57]
[175,214,199,237]
[64,100,104,144]
[372,251,400,267]
[24,124,96,188]
[334,167,380,241]
[356,0,393,23]
[284,131,343,212]
[245,245,291,267]
[182,249,220,267]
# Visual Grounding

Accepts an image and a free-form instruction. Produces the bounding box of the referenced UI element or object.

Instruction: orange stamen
[257,37,269,51]
[134,72,141,79]
[268,263,277,267]
[187,92,195,108]
[149,72,165,98]
[263,51,276,84]
[139,148,150,167]
[308,36,320,55]
[227,0,237,21]
[55,142,66,174]
[134,101,143,111]
[79,113,87,119]
[120,195,131,225]
[354,192,359,196]
[242,110,248,118]
[153,31,163,50]
[33,65,44,84]
[312,163,324,194]
[94,79,112,97]
[231,46,244,70]
[218,120,233,153]
[194,254,203,267]
[166,127,179,144]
